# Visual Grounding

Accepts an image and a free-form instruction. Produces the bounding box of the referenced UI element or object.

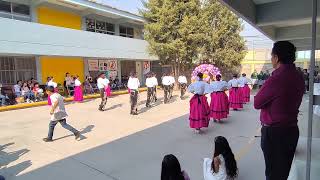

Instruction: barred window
[0,0,30,22]
[85,18,115,35]
[119,26,134,38]
[0,56,36,85]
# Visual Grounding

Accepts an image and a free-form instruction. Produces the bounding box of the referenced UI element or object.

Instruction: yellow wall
[37,6,81,30]
[41,57,84,85]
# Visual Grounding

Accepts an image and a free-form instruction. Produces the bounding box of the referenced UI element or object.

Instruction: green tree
[199,0,246,76]
[141,0,202,76]
[141,0,246,77]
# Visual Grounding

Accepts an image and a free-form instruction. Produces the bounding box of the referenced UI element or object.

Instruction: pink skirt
[229,87,243,109]
[105,86,111,97]
[189,94,210,129]
[74,86,83,102]
[210,92,229,120]
[47,88,59,105]
[241,85,250,103]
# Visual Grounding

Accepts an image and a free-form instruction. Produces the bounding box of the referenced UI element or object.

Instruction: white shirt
[74,79,81,86]
[208,81,228,93]
[151,77,158,87]
[169,76,176,85]
[228,78,240,88]
[146,77,154,88]
[188,81,209,95]
[14,84,21,93]
[203,156,227,180]
[178,76,187,84]
[47,80,57,88]
[97,78,109,89]
[162,76,172,86]
[238,77,248,87]
[127,77,140,90]
[50,93,67,121]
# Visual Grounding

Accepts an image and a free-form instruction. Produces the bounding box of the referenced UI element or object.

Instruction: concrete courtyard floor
[0,91,265,180]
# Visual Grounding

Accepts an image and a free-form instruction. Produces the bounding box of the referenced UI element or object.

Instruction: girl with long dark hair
[161,154,190,180]
[203,136,238,180]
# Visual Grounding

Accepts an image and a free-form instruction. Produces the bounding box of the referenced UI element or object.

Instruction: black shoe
[132,112,138,115]
[43,138,53,142]
[74,132,80,140]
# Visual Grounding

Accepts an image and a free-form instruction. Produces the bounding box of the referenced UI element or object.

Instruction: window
[119,26,134,38]
[85,18,115,35]
[0,56,36,85]
[0,0,30,21]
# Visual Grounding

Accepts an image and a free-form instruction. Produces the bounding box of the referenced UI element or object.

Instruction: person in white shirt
[203,136,238,180]
[228,74,243,110]
[97,73,110,111]
[207,74,229,122]
[73,76,83,102]
[187,72,210,134]
[162,73,172,104]
[43,86,80,142]
[47,77,58,106]
[239,73,251,103]
[127,72,140,115]
[178,75,188,99]
[169,73,176,99]
[14,80,22,97]
[151,73,158,101]
[145,73,156,107]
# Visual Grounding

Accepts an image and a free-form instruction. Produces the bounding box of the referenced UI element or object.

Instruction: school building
[240,49,320,76]
[0,0,158,86]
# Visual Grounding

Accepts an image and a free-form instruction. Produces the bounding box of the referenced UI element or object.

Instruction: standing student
[47,77,58,106]
[203,136,238,180]
[254,41,304,180]
[169,73,176,99]
[208,75,229,122]
[178,75,188,99]
[43,86,80,142]
[127,72,140,115]
[151,73,158,101]
[162,73,172,104]
[239,73,251,103]
[73,76,83,102]
[161,154,190,180]
[146,73,155,107]
[97,73,109,111]
[228,74,243,110]
[188,72,210,133]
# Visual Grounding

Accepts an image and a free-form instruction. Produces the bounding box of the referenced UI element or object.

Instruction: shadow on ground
[0,143,31,179]
[11,109,263,180]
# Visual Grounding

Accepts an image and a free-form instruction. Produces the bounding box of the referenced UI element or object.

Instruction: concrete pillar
[136,61,143,86]
[83,58,90,77]
[115,24,120,36]
[117,60,122,83]
[30,3,38,22]
[35,56,42,83]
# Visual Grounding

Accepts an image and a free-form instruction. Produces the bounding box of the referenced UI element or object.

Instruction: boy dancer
[43,86,80,142]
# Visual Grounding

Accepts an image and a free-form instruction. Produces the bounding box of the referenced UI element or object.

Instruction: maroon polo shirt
[254,64,305,127]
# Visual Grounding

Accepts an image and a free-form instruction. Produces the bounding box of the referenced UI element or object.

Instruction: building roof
[219,0,319,50]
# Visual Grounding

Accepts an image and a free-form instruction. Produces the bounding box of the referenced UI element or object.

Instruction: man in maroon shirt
[254,41,305,180]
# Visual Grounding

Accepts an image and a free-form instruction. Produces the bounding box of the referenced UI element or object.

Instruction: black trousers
[130,90,138,114]
[146,87,155,107]
[99,88,107,110]
[163,85,170,103]
[180,83,187,98]
[261,126,299,180]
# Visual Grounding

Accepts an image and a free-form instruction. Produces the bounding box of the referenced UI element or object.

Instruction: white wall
[0,17,157,61]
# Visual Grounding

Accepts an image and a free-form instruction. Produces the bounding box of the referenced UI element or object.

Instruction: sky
[98,0,274,50]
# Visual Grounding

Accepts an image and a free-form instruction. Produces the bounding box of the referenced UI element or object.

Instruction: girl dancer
[228,74,243,110]
[73,76,83,102]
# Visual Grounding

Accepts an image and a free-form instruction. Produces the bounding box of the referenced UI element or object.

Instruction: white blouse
[203,156,228,180]
[238,77,248,87]
[74,79,81,86]
[47,80,57,88]
[188,81,209,95]
[208,81,229,93]
[228,79,240,88]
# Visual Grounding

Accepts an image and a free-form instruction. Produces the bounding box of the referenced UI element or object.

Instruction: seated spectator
[21,82,35,103]
[84,76,95,94]
[203,136,238,180]
[161,154,190,180]
[14,80,22,97]
[32,83,44,102]
[0,83,8,106]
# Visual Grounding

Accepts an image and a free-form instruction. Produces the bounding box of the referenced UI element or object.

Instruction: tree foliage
[141,0,246,76]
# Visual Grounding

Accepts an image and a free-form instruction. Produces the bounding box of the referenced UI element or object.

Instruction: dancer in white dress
[203,136,238,180]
